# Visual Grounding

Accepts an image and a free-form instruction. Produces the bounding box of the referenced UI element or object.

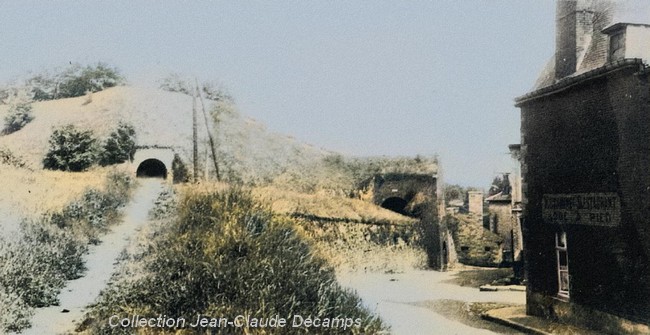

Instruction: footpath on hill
[15,179,163,335]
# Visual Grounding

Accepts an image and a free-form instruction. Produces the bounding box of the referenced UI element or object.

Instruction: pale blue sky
[0,1,558,187]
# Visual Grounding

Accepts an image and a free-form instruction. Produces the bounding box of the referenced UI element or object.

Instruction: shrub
[43,124,98,171]
[171,153,189,183]
[99,122,136,166]
[0,147,29,169]
[2,103,34,134]
[0,172,134,332]
[59,63,123,98]
[159,73,233,102]
[0,283,33,332]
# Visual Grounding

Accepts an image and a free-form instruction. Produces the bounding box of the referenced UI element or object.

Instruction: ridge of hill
[0,86,332,184]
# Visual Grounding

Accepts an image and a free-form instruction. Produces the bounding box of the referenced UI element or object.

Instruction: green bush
[99,122,136,166]
[83,188,386,334]
[43,124,98,171]
[27,63,125,100]
[2,103,34,135]
[171,153,189,183]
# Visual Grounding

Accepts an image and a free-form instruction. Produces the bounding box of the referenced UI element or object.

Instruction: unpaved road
[338,270,526,335]
[16,179,164,335]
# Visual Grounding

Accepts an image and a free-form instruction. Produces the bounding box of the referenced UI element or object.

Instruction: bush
[83,188,386,334]
[99,122,136,166]
[43,124,98,171]
[171,153,189,183]
[58,63,123,98]
[2,103,34,134]
[159,73,233,102]
[0,147,29,169]
[4,63,126,101]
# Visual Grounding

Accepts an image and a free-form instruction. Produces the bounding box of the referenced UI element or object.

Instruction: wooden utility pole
[192,93,199,183]
[195,79,221,181]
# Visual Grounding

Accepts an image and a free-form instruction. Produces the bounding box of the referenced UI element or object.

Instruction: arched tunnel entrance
[381,197,409,216]
[136,159,168,179]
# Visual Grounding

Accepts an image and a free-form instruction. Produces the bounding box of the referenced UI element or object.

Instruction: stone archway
[136,158,167,179]
[132,147,175,182]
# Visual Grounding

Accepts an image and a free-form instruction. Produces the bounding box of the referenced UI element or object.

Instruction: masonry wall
[487,201,517,260]
[519,65,650,327]
[372,174,454,270]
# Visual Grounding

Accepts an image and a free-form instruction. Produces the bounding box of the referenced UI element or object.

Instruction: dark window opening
[460,246,469,252]
[484,246,492,252]
[136,159,167,179]
[381,197,409,215]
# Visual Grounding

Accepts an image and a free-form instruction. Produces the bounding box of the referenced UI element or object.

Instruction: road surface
[338,270,526,335]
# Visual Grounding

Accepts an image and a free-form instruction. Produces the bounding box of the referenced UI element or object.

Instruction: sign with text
[542,193,620,227]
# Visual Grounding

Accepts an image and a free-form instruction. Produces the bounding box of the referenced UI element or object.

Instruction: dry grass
[0,165,124,234]
[254,186,418,225]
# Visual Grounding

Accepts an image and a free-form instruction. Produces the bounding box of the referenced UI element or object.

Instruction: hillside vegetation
[0,71,437,333]
[80,187,387,334]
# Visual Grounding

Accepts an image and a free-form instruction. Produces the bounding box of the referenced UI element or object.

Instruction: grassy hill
[0,86,330,182]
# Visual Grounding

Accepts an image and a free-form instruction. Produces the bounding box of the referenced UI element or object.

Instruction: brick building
[515,0,650,331]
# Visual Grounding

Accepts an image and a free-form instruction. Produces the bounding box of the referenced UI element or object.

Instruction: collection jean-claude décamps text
[109,314,362,330]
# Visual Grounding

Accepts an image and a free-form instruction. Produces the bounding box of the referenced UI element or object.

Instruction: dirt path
[338,270,526,335]
[16,179,164,335]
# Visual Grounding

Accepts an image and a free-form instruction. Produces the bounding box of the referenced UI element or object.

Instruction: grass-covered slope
[0,86,330,183]
[81,187,387,334]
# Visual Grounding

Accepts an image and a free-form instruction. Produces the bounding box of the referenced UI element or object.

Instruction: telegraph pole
[192,93,199,183]
[195,79,221,181]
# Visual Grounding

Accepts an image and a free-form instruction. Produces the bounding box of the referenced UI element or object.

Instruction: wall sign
[542,193,620,227]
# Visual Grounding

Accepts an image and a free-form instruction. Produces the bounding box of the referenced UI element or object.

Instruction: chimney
[556,1,578,79]
[555,0,604,79]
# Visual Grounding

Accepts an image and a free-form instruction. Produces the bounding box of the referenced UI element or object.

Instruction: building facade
[515,1,650,331]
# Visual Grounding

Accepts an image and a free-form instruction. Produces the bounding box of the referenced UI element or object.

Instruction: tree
[488,174,511,196]
[2,103,34,134]
[43,125,98,171]
[159,74,233,102]
[172,154,189,183]
[57,63,124,98]
[443,184,466,204]
[99,122,136,166]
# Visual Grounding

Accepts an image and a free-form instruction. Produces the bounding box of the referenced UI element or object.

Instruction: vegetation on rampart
[0,63,125,103]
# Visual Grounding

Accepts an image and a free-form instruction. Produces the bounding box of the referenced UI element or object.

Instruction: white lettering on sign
[542,193,620,227]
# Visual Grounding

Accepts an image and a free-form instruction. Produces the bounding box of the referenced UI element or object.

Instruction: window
[610,32,625,61]
[556,231,570,298]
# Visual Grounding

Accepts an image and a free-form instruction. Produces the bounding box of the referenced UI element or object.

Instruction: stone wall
[449,214,503,267]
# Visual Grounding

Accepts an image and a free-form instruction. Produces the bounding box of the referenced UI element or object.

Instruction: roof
[602,22,650,35]
[515,58,646,106]
[486,192,511,202]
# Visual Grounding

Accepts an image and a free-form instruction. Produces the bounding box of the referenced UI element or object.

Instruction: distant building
[515,0,650,331]
[467,190,483,218]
